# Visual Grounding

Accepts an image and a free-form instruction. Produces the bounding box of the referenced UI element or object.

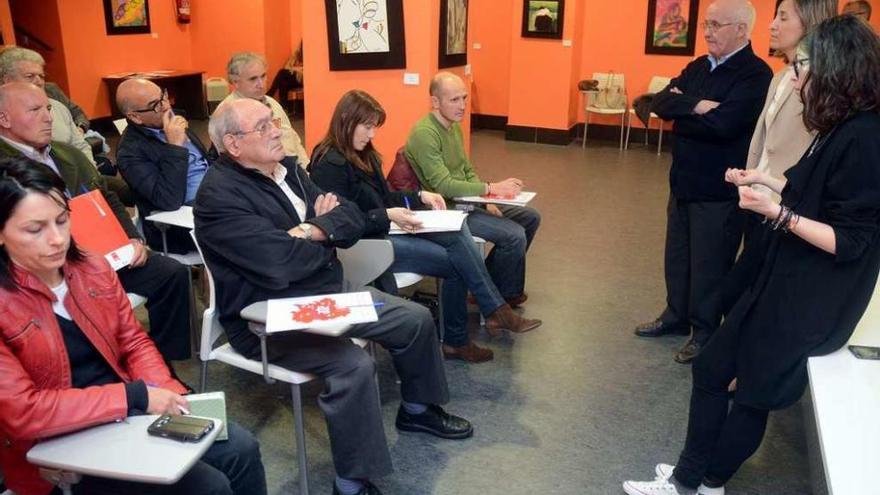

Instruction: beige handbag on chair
[593,72,627,110]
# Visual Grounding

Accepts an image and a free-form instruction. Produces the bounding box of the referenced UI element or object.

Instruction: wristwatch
[299,223,313,241]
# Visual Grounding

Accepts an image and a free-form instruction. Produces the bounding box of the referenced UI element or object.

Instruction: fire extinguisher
[176,0,191,24]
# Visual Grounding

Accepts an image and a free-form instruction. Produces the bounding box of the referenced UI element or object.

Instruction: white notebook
[453,191,537,206]
[265,292,379,334]
[389,210,466,234]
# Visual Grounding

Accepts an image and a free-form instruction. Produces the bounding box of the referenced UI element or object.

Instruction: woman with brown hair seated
[0,157,266,495]
[310,90,542,364]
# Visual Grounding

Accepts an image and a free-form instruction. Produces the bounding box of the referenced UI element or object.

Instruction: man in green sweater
[405,72,541,306]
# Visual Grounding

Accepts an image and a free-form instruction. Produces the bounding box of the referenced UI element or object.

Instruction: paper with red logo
[69,190,134,271]
[266,292,379,334]
[453,191,536,206]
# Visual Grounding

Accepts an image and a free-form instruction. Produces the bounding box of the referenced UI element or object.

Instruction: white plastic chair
[625,76,672,155]
[192,234,390,495]
[582,72,628,150]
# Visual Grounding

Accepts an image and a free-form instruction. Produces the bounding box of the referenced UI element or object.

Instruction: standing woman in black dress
[624,15,880,495]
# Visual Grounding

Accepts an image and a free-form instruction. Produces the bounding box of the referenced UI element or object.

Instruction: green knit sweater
[404,113,486,198]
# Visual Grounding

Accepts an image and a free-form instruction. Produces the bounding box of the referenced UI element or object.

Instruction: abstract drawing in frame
[439,0,468,68]
[645,0,699,55]
[521,0,565,39]
[103,0,151,35]
[325,0,406,71]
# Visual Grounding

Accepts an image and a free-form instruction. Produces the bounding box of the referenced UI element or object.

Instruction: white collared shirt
[270,163,307,221]
[708,42,750,71]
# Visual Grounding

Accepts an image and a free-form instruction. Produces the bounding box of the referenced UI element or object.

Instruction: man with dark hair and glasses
[632,0,772,365]
[115,77,212,255]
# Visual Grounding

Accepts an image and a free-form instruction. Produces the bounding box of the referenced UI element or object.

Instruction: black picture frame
[644,0,699,56]
[103,0,151,36]
[521,0,565,39]
[325,0,407,71]
[439,0,468,68]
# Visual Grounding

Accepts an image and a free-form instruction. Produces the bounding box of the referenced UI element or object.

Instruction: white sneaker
[622,479,681,495]
[654,463,676,481]
[696,484,724,495]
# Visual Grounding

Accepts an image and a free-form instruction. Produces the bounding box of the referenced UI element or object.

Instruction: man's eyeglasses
[701,20,736,32]
[130,88,169,113]
[231,118,281,138]
[792,57,810,79]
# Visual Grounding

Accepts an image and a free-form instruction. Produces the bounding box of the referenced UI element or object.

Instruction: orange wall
[9,0,67,90]
[0,0,13,45]
[469,0,512,116]
[290,0,303,57]
[56,0,192,118]
[190,0,267,83]
[263,0,292,82]
[302,0,470,171]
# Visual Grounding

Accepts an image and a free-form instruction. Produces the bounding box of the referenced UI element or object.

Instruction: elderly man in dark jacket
[116,78,212,254]
[634,0,772,364]
[193,98,472,495]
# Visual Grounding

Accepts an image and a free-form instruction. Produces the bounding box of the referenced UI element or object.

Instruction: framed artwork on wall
[521,0,565,39]
[439,0,468,68]
[103,0,151,35]
[644,0,699,55]
[325,0,407,71]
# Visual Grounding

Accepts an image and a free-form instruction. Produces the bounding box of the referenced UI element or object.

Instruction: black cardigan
[193,154,365,358]
[309,148,423,237]
[652,43,772,202]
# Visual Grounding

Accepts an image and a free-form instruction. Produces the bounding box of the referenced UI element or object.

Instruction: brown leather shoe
[442,341,494,363]
[485,304,542,336]
[505,293,528,308]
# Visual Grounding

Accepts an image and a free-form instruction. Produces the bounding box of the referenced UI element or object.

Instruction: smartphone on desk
[148,414,214,442]
[848,345,880,360]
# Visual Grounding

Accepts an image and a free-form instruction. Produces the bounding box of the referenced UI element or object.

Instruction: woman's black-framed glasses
[130,88,169,114]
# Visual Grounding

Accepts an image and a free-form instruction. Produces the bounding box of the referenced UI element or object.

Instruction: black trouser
[674,346,769,488]
[662,195,743,343]
[55,422,266,495]
[117,253,192,361]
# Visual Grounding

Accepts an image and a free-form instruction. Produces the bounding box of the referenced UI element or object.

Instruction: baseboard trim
[471,113,508,131]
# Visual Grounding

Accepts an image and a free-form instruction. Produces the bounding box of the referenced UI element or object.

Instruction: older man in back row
[633,0,772,364]
[194,98,472,495]
[406,72,541,308]
[219,51,310,168]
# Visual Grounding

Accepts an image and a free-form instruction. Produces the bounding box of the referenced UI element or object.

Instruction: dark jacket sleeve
[821,121,880,263]
[670,67,772,142]
[292,164,365,248]
[116,126,190,212]
[651,62,702,119]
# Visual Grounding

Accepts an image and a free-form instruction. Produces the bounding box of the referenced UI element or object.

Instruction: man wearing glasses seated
[115,78,212,255]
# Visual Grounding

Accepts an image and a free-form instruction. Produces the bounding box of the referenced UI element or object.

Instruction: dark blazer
[652,43,772,202]
[193,154,365,358]
[309,148,422,237]
[706,112,880,410]
[117,122,211,253]
[0,139,140,240]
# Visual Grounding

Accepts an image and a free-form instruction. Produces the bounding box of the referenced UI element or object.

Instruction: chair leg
[436,278,445,342]
[187,270,199,358]
[646,116,652,146]
[291,383,310,495]
[199,361,209,393]
[624,113,633,151]
[618,114,625,150]
[582,114,590,149]
[658,125,664,155]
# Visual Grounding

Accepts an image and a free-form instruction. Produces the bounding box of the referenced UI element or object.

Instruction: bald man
[406,72,541,308]
[632,0,772,366]
[0,82,193,368]
[115,78,211,254]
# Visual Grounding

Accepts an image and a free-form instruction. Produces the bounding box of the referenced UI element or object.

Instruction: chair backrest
[189,230,224,361]
[648,76,672,94]
[386,147,422,192]
[205,77,230,102]
[113,118,128,135]
[337,239,394,288]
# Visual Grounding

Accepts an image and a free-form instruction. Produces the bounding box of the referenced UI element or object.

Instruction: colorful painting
[521,0,565,39]
[645,0,699,55]
[439,0,468,68]
[336,0,391,54]
[103,0,151,35]
[325,0,406,71]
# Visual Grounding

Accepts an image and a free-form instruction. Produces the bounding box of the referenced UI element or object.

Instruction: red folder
[69,190,133,270]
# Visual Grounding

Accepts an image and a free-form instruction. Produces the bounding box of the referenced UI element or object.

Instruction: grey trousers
[266,286,449,480]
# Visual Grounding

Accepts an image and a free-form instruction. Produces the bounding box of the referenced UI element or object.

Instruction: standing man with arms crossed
[633,0,772,363]
[406,72,541,308]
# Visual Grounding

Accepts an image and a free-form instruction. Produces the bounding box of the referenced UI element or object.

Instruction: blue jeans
[465,205,541,299]
[390,223,505,347]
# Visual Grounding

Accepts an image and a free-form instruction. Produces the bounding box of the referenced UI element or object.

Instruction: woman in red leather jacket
[0,157,266,495]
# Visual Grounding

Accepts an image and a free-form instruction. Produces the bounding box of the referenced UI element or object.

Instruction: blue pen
[404,196,412,210]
